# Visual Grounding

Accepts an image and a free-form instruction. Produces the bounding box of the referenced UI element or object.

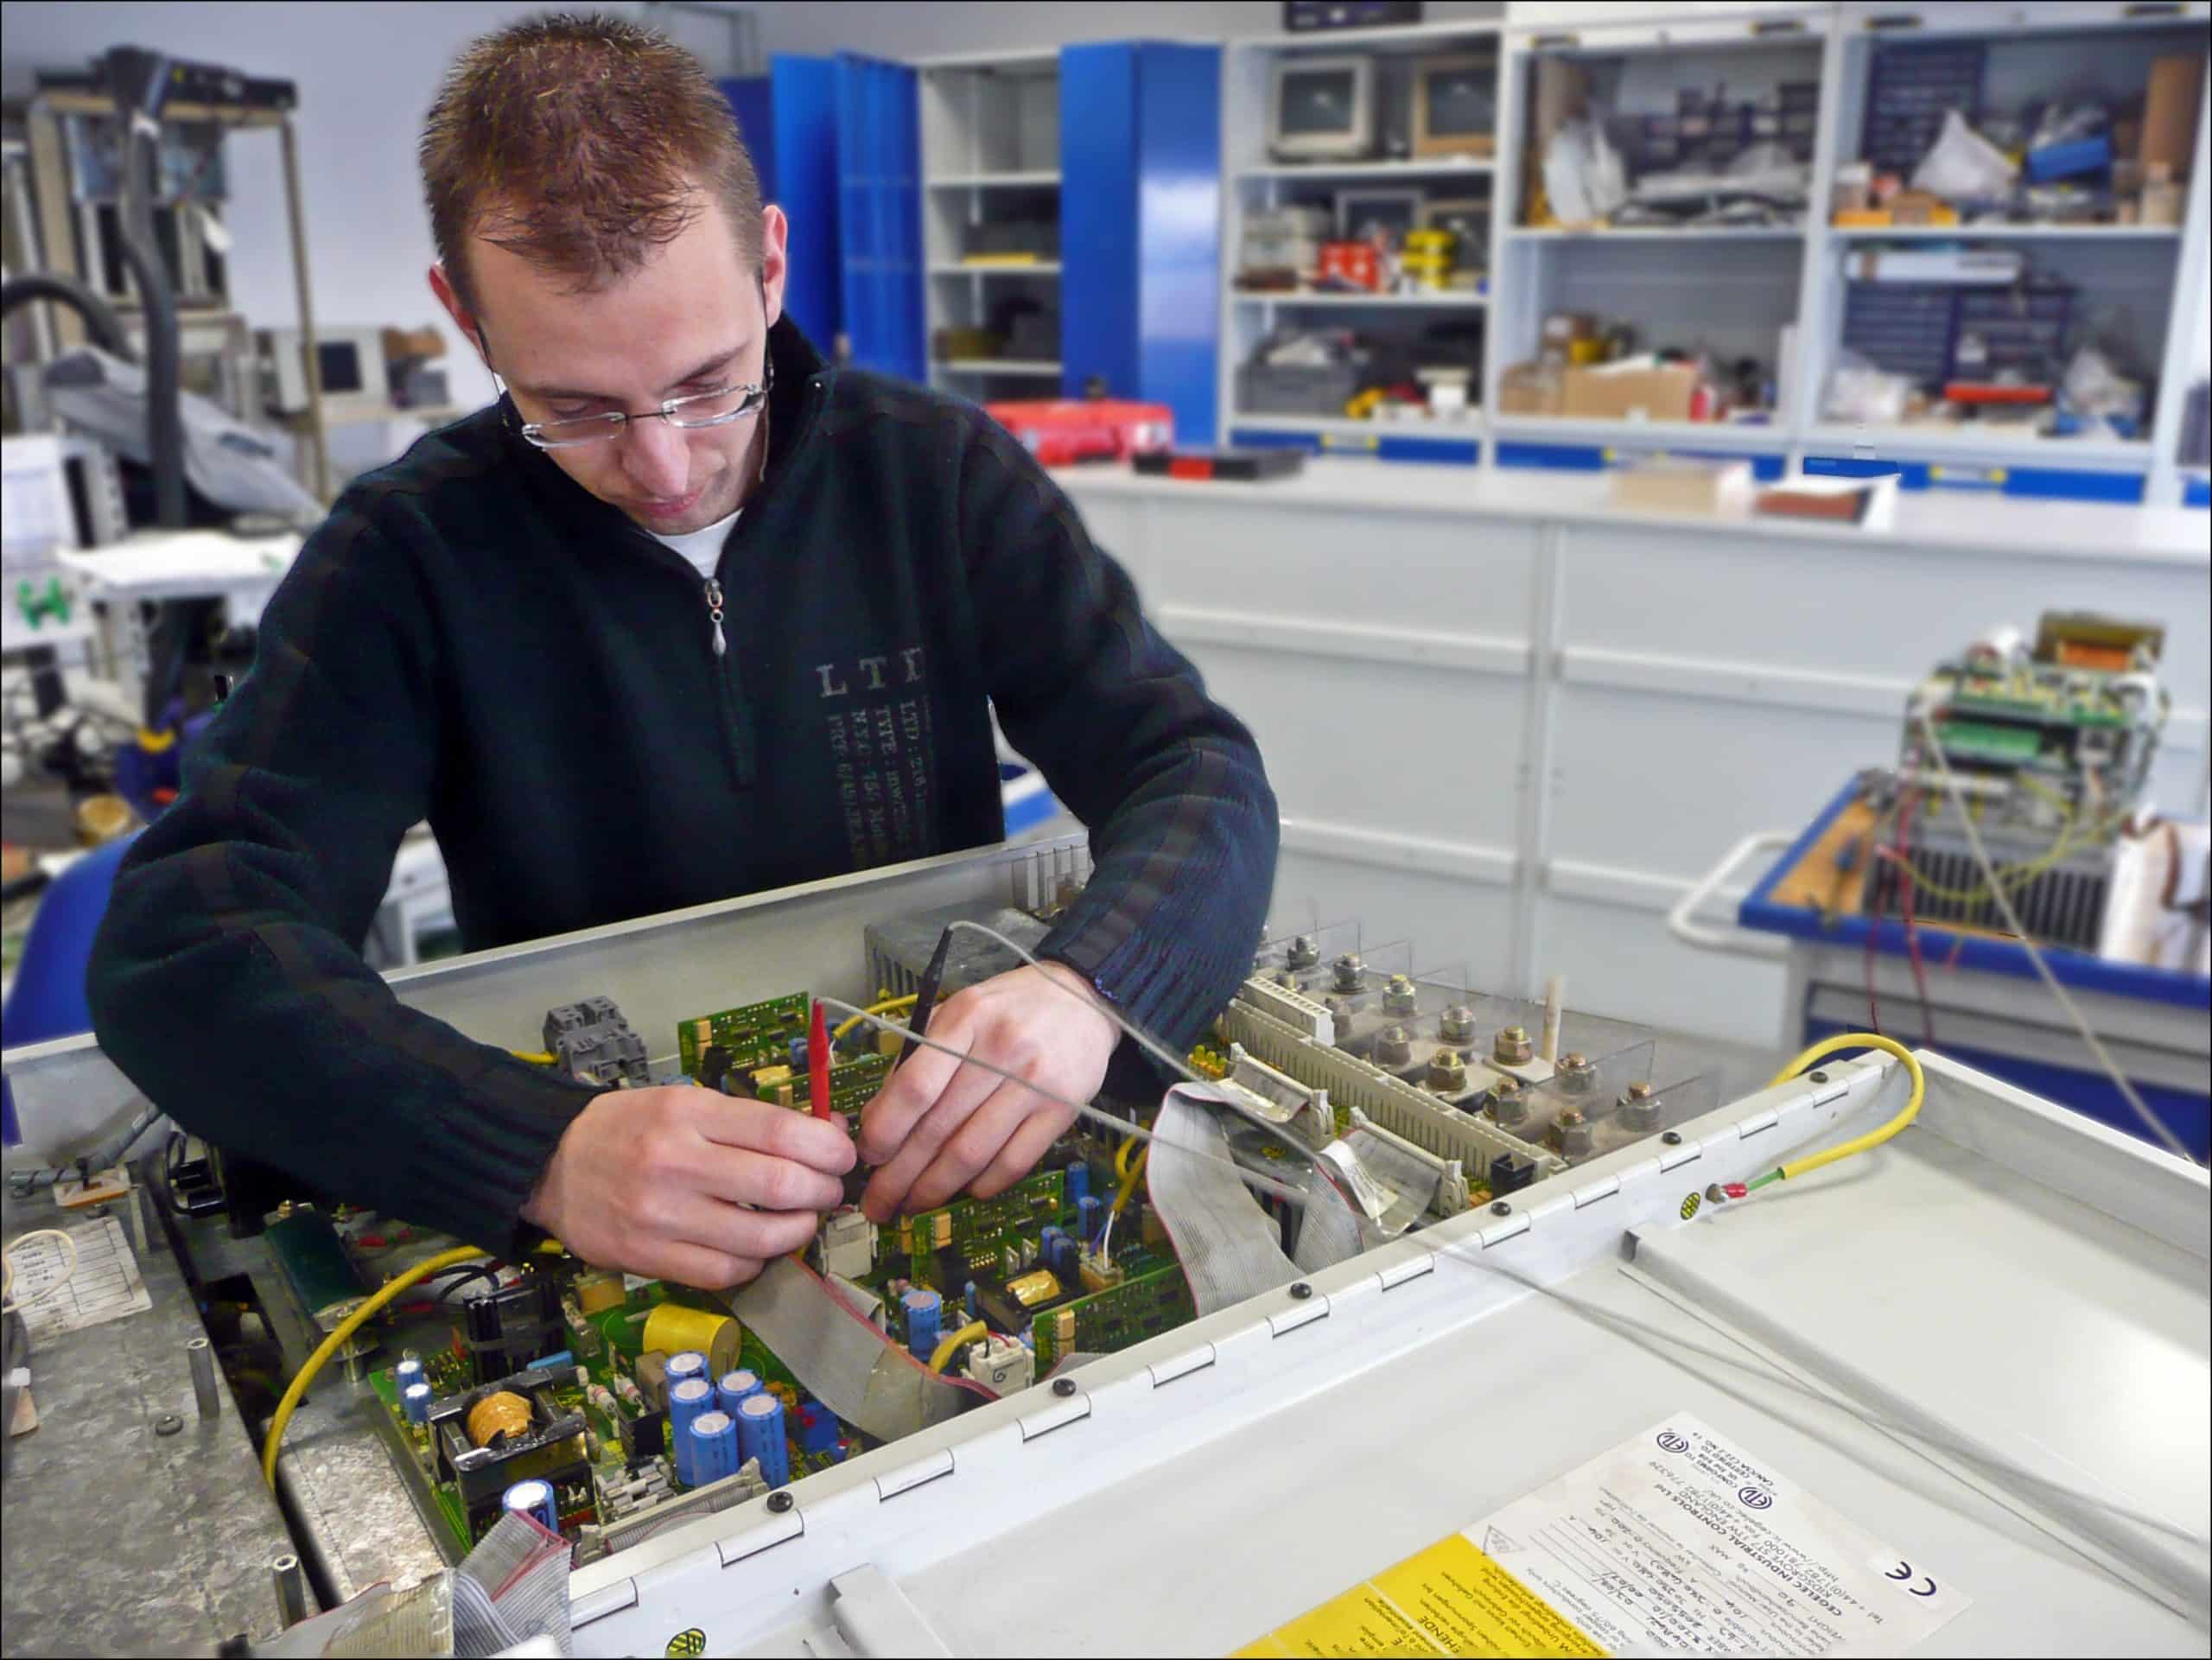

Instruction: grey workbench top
[2,1186,293,1658]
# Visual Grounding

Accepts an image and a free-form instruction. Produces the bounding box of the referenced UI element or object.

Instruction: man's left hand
[856,961,1117,1222]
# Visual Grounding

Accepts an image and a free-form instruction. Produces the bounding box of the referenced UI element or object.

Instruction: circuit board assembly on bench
[335,898,1709,1568]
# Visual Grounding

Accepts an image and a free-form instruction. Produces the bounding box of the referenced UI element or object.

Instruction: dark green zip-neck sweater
[86,319,1277,1243]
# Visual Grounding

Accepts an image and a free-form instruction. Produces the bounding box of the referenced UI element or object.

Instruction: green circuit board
[676,991,810,1076]
[892,1169,1068,1284]
[367,1278,848,1560]
[1030,1256,1193,1370]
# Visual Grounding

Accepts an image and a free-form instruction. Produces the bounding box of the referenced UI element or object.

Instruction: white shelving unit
[1211,2,2212,504]
[1218,19,1505,452]
[917,50,1064,400]
[1484,3,1834,462]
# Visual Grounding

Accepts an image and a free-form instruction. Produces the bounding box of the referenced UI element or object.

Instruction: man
[86,15,1275,1289]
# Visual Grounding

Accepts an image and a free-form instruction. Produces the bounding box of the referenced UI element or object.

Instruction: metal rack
[14,82,333,499]
[917,50,1065,398]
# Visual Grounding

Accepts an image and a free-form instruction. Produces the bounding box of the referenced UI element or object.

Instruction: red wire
[808,1002,830,1122]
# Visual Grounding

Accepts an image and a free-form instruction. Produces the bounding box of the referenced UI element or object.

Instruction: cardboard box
[1888,190,1957,227]
[1560,362,1700,422]
[1541,312,1598,363]
[2141,55,2204,175]
[1498,360,1563,417]
[1609,458,1753,518]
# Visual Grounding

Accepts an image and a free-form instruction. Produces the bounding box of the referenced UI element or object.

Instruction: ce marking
[1885,1561,1939,1598]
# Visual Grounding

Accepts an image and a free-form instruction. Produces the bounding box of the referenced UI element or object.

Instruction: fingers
[860,1047,1007,1223]
[968,1101,1077,1199]
[905,1082,1074,1214]
[855,995,983,1166]
[685,1142,845,1213]
[690,1092,856,1174]
[608,1240,767,1291]
[666,1191,821,1262]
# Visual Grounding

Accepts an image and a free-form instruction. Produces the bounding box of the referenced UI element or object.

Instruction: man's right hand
[521,1087,855,1288]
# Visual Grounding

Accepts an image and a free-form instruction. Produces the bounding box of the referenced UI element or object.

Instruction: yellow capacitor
[641,1303,742,1377]
[467,1390,532,1447]
[1006,1269,1063,1308]
[574,1273,626,1316]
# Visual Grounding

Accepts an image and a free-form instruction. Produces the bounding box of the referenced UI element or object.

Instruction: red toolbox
[983,398,1175,467]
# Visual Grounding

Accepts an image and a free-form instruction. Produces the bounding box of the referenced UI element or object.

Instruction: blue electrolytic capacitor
[716,1369,763,1417]
[1065,1162,1090,1206]
[665,1350,709,1394]
[736,1391,790,1488]
[395,1357,425,1397]
[669,1375,715,1485]
[1077,1195,1103,1244]
[963,1280,979,1319]
[1041,1226,1077,1281]
[794,1398,842,1456]
[502,1478,559,1534]
[402,1382,433,1425]
[901,1288,942,1362]
[688,1409,739,1486]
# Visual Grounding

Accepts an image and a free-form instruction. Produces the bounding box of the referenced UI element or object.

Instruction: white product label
[1471,1413,1971,1656]
[10,1217,153,1342]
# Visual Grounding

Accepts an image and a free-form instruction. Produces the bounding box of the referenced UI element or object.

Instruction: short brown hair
[421,11,763,315]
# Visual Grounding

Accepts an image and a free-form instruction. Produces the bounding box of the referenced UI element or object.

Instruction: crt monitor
[1270,55,1374,161]
[317,339,366,397]
[1413,54,1496,157]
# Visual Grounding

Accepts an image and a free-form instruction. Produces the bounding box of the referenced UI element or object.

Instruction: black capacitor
[699,1045,734,1092]
[1487,1151,1538,1196]
[620,1409,668,1472]
[461,1275,563,1385]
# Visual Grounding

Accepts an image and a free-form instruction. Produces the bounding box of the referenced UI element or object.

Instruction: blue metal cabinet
[836,54,925,384]
[1059,43,1222,442]
[717,66,843,353]
[767,57,843,353]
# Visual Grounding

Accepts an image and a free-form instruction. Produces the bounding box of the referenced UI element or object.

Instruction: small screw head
[1332,953,1364,992]
[1382,974,1418,1015]
[1661,1130,1682,1146]
[1288,1282,1313,1301]
[1052,1377,1077,1397]
[155,1414,184,1437]
[1493,1024,1533,1065]
[1426,1048,1467,1091]
[1287,933,1320,970]
[1490,1199,1512,1217]
[1626,1081,1654,1101]
[1440,1003,1476,1043]
[1375,1024,1415,1066]
[1808,1070,1829,1084]
[766,1490,794,1513]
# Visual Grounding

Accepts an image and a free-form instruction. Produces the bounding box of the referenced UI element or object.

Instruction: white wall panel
[1128,499,1541,633]
[1266,849,1516,991]
[1181,645,1529,851]
[1533,893,1788,1050]
[1556,522,2212,716]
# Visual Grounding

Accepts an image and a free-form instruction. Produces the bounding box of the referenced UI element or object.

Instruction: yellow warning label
[1236,1532,1605,1657]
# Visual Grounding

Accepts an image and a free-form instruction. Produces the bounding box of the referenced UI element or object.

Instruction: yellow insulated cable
[261,1244,486,1487]
[927,1320,989,1374]
[1751,1033,1927,1190]
[834,993,917,1042]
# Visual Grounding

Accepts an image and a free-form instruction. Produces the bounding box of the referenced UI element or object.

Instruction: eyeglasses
[499,357,773,450]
